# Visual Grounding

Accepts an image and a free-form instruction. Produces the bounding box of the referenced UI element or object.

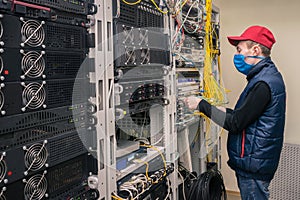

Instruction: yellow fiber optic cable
[122,0,142,6]
[112,194,124,200]
[196,0,227,163]
[150,0,168,14]
[202,0,226,106]
[134,159,150,180]
[140,144,167,177]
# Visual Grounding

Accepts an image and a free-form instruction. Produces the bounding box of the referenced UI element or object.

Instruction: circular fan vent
[0,90,4,112]
[0,158,7,183]
[24,173,47,200]
[24,143,48,172]
[139,29,148,45]
[21,20,45,47]
[140,49,150,64]
[0,56,3,75]
[22,82,46,110]
[125,48,136,65]
[0,21,3,39]
[122,26,134,44]
[21,51,45,78]
[0,187,6,200]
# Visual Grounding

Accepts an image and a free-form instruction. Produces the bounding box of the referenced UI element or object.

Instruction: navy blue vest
[227,57,286,181]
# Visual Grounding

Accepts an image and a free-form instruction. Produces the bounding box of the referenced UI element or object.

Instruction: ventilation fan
[21,81,46,111]
[0,194,6,200]
[122,25,134,45]
[0,153,7,184]
[20,18,45,47]
[0,56,3,80]
[138,29,148,46]
[0,16,3,40]
[140,48,150,65]
[125,47,136,65]
[0,90,4,114]
[23,171,47,200]
[21,50,45,79]
[24,141,48,174]
[0,187,6,200]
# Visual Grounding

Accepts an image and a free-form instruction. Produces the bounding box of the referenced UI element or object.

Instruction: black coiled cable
[187,169,227,200]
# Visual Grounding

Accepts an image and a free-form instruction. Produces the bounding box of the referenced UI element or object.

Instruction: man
[185,25,286,200]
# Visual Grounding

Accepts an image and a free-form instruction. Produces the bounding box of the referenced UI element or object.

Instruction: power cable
[187,169,227,200]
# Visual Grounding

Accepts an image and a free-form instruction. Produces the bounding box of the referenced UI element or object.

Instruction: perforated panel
[0,120,81,152]
[270,143,300,199]
[137,8,163,28]
[119,2,136,25]
[117,115,150,138]
[47,155,84,194]
[45,52,86,79]
[0,104,86,135]
[22,0,88,14]
[45,24,83,49]
[118,0,163,28]
[48,133,86,164]
[47,79,87,105]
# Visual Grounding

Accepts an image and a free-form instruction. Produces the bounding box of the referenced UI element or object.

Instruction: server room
[0,0,298,199]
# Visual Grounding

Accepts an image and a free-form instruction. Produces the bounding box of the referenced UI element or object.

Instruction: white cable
[172,1,197,49]
[134,137,150,145]
[114,0,121,18]
[181,2,202,33]
[151,134,164,146]
[179,164,197,180]
[175,167,186,200]
[140,111,147,137]
[164,177,170,200]
[119,188,134,199]
[176,115,195,126]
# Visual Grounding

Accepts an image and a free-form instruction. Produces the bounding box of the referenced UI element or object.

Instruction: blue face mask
[233,54,265,75]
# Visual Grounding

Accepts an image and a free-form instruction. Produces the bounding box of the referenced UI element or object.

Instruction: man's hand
[184,96,202,110]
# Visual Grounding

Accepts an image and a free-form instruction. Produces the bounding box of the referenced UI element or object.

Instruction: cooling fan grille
[125,47,136,65]
[24,172,47,200]
[20,18,45,47]
[24,142,48,172]
[22,82,46,111]
[0,20,3,40]
[0,55,3,75]
[140,49,150,64]
[0,90,4,112]
[0,154,7,183]
[0,187,6,200]
[21,51,45,79]
[122,25,134,45]
[138,29,148,45]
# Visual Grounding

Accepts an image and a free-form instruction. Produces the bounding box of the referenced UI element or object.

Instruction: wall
[213,0,300,192]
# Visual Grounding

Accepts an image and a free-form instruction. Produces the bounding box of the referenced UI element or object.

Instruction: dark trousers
[236,174,270,200]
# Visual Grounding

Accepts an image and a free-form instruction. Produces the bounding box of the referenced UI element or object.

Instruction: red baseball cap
[227,25,276,49]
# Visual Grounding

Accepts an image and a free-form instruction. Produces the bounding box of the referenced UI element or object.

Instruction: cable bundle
[203,0,226,106]
[187,169,227,200]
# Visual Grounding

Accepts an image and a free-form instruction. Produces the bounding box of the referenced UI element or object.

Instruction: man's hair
[246,41,271,57]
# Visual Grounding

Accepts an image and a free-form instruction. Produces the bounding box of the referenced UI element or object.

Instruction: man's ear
[253,45,261,56]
